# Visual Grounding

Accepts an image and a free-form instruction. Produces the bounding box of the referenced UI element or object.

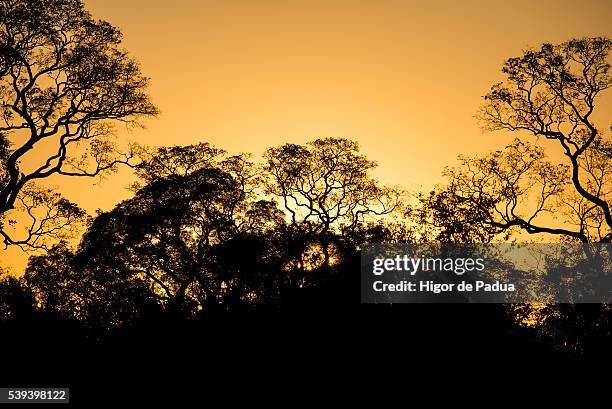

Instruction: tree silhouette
[0,0,158,249]
[424,38,611,245]
[421,37,612,352]
[264,137,402,271]
[422,139,575,243]
[21,139,407,330]
[264,138,401,234]
[4,35,609,372]
[476,37,611,243]
[25,144,291,329]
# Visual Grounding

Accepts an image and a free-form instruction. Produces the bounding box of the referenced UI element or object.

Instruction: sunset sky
[2,0,612,272]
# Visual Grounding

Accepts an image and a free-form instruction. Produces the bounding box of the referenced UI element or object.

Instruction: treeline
[1,138,411,333]
[0,0,610,360]
[0,136,610,357]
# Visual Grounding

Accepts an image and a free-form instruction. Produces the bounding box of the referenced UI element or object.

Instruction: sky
[2,0,612,272]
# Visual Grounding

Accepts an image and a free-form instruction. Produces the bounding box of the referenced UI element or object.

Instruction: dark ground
[1,300,607,405]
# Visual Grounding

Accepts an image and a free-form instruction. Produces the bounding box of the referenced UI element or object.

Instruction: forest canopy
[0,0,610,356]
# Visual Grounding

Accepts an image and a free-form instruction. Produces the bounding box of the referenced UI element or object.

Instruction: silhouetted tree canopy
[421,37,612,352]
[476,37,611,243]
[19,139,406,331]
[422,38,611,245]
[1,35,608,358]
[0,0,158,249]
[421,139,573,243]
[264,137,404,272]
[264,138,402,235]
[25,147,282,327]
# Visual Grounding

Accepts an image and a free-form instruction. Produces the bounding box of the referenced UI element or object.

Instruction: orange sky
[2,0,612,273]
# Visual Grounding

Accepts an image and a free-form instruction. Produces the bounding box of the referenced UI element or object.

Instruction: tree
[25,144,288,328]
[264,138,401,234]
[0,0,158,249]
[428,38,612,352]
[264,138,402,270]
[423,139,575,243]
[476,37,611,243]
[22,139,407,329]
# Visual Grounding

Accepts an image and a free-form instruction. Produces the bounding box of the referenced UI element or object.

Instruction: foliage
[0,0,158,248]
